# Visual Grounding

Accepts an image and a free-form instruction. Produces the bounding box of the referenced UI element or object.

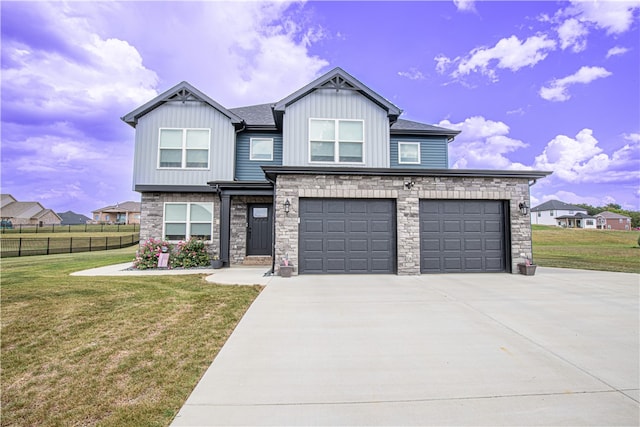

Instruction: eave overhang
[206,181,274,196]
[262,166,552,183]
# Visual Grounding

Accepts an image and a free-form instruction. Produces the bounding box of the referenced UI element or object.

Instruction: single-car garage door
[420,200,507,273]
[299,199,396,274]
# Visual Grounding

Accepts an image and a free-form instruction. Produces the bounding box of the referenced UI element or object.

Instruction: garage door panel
[349,220,368,232]
[420,200,506,273]
[444,220,461,232]
[464,239,482,251]
[300,199,396,274]
[371,220,391,232]
[302,239,324,252]
[326,239,345,252]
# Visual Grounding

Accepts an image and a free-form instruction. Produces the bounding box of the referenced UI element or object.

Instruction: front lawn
[1,247,262,426]
[532,226,640,273]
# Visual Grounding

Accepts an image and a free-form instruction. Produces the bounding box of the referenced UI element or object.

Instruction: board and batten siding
[282,89,390,167]
[390,136,449,169]
[132,102,235,187]
[235,132,283,181]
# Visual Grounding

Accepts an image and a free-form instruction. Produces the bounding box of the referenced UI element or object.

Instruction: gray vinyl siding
[132,102,235,187]
[235,131,283,181]
[390,136,448,168]
[282,89,390,167]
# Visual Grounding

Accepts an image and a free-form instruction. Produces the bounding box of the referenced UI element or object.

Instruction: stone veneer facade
[139,192,220,257]
[273,174,533,275]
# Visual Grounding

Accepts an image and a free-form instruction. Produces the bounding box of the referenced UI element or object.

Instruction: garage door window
[310,119,364,163]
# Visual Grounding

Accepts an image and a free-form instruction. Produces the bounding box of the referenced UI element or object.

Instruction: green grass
[532,225,640,273]
[1,247,262,426]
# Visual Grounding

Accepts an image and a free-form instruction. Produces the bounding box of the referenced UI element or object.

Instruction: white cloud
[533,128,640,183]
[624,133,640,143]
[606,46,631,58]
[557,18,588,52]
[451,35,557,81]
[539,66,612,102]
[568,0,640,35]
[453,0,476,13]
[438,116,530,170]
[398,67,425,80]
[434,54,453,74]
[534,190,616,208]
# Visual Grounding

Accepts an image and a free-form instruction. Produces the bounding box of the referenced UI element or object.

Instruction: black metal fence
[0,224,140,234]
[0,234,140,258]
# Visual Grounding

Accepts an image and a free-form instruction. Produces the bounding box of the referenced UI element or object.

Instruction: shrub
[133,238,173,270]
[173,238,211,268]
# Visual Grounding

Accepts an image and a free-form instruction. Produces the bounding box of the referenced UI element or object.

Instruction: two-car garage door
[298,198,507,274]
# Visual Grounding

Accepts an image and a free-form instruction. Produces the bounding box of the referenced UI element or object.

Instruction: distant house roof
[531,200,586,212]
[555,212,594,219]
[595,211,631,220]
[58,210,91,225]
[93,201,141,214]
[0,196,62,222]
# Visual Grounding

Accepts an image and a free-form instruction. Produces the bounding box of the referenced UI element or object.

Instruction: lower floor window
[164,202,213,241]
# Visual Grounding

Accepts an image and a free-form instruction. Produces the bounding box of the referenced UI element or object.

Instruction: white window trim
[162,202,214,242]
[308,118,365,164]
[398,141,421,164]
[249,137,274,161]
[158,128,211,170]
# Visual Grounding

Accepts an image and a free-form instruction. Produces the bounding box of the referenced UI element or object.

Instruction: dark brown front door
[247,204,272,256]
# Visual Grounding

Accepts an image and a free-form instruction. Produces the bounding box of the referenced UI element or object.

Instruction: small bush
[133,238,211,269]
[133,238,173,270]
[173,238,211,268]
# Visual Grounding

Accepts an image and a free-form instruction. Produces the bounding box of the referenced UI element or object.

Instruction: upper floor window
[398,142,421,164]
[164,202,213,241]
[158,128,210,169]
[309,119,364,163]
[250,138,273,161]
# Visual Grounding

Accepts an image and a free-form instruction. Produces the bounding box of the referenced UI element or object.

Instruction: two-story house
[530,200,595,228]
[122,67,550,275]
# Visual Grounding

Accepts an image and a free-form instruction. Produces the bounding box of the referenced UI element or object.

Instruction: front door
[247,204,273,256]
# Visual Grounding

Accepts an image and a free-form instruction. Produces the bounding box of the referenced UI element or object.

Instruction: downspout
[265,173,277,276]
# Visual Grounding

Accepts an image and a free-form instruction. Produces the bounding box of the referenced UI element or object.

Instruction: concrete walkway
[171,268,640,426]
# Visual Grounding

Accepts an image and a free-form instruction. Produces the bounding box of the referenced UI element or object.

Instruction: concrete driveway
[172,268,639,426]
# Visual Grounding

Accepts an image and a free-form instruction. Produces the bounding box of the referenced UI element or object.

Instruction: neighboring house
[530,200,588,227]
[92,201,141,224]
[0,194,62,226]
[595,211,632,231]
[555,212,597,229]
[57,210,91,226]
[122,67,550,275]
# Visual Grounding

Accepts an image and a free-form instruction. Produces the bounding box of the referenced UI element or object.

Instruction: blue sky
[2,0,639,215]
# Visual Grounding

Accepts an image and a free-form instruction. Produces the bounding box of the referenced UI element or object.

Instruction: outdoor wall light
[404,181,415,190]
[284,199,291,215]
[519,201,529,216]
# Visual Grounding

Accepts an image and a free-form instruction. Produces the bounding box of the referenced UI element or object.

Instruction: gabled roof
[93,201,141,213]
[121,81,243,128]
[272,67,402,128]
[531,200,586,212]
[1,194,17,208]
[595,211,631,219]
[58,210,91,225]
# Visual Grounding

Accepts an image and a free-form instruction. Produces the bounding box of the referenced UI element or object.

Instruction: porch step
[242,256,273,266]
